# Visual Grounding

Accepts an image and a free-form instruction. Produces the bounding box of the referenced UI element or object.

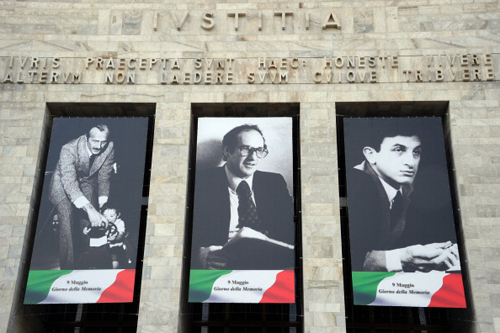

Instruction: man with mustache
[49,124,114,269]
[347,121,459,272]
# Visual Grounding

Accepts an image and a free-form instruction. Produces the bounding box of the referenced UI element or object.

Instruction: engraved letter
[172,11,189,31]
[274,11,293,30]
[228,12,246,31]
[322,12,341,29]
[201,12,215,31]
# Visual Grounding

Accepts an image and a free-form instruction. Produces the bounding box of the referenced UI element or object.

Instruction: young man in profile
[346,119,459,272]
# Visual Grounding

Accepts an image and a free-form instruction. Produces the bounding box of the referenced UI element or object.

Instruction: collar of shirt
[86,143,94,158]
[378,176,401,208]
[224,164,256,241]
[354,161,401,203]
[224,164,255,193]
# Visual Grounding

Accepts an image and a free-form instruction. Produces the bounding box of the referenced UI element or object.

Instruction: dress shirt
[224,165,255,241]
[377,177,405,272]
[73,145,108,209]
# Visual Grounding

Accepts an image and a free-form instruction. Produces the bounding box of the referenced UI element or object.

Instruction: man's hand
[401,241,459,272]
[229,227,269,243]
[225,227,294,250]
[199,245,225,269]
[82,203,108,228]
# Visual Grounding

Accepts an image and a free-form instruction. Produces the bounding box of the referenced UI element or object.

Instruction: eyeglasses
[238,145,268,158]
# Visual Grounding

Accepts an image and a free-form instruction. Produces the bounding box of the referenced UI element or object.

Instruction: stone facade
[1,0,500,332]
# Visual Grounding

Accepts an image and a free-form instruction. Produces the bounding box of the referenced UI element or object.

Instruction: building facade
[1,0,500,332]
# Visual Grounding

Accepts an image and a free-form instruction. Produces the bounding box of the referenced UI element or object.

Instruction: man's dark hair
[87,124,110,137]
[364,118,423,152]
[101,203,120,215]
[222,124,266,160]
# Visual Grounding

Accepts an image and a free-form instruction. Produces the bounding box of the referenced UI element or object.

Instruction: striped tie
[236,180,261,231]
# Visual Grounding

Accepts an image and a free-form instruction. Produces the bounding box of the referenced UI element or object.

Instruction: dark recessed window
[336,102,475,333]
[180,104,303,333]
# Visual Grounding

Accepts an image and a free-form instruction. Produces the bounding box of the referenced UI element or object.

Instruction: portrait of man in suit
[190,120,295,270]
[49,124,115,269]
[345,118,460,273]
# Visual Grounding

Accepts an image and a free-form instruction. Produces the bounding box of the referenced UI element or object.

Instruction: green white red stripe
[189,270,294,303]
[25,269,135,304]
[352,271,466,308]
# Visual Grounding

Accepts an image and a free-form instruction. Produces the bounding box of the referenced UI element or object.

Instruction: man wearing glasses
[191,124,294,270]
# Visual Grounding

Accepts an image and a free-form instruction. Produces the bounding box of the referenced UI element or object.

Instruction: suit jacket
[346,164,411,271]
[190,167,294,269]
[49,134,114,207]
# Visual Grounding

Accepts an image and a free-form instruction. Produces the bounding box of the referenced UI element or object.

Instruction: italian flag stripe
[428,274,466,308]
[97,269,136,303]
[353,271,466,308]
[24,269,135,304]
[353,272,395,305]
[25,270,72,304]
[189,270,295,303]
[260,270,295,303]
[189,270,233,303]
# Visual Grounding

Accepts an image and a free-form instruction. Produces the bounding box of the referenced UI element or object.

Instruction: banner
[188,118,296,303]
[343,117,466,308]
[25,117,149,304]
